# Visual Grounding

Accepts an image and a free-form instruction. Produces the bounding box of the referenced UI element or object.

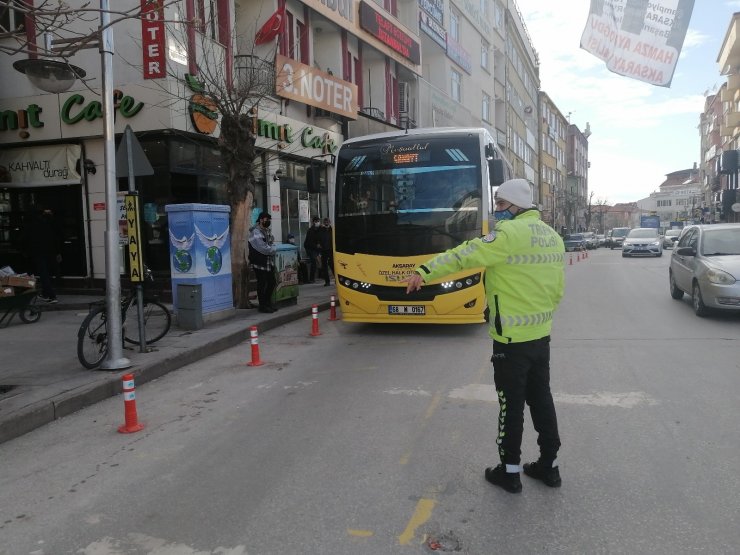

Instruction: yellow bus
[332,127,513,323]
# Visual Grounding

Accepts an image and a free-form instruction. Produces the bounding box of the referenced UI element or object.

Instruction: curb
[0,301,331,445]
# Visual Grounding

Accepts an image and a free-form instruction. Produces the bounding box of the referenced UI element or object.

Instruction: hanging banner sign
[141,0,166,79]
[579,0,695,87]
[0,144,81,187]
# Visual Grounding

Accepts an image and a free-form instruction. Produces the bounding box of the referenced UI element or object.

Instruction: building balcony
[360,106,385,120]
[719,15,740,75]
[721,86,738,103]
[724,111,740,129]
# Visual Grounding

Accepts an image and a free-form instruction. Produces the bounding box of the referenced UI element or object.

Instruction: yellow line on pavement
[399,391,442,465]
[347,529,374,537]
[398,498,436,545]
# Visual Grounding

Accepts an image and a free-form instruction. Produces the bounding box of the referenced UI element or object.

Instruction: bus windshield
[335,135,483,256]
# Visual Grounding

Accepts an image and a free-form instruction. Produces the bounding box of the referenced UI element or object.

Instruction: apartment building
[716,13,740,223]
[538,91,568,231]
[636,168,702,229]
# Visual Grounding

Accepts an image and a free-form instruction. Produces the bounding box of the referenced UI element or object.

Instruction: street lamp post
[98,0,129,369]
[14,0,129,369]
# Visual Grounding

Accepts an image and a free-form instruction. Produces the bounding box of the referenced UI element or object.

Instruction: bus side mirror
[489,158,505,186]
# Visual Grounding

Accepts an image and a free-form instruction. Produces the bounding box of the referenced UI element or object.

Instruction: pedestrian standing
[27,206,62,303]
[405,178,565,494]
[247,212,277,313]
[303,216,322,283]
[319,218,334,286]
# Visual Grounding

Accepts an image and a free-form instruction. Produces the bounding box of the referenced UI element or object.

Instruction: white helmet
[495,178,533,209]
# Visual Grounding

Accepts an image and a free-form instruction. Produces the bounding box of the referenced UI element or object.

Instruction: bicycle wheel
[77,306,108,369]
[124,299,171,345]
[19,294,42,324]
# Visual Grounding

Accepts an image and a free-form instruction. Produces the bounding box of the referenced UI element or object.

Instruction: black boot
[523,460,561,487]
[484,465,522,494]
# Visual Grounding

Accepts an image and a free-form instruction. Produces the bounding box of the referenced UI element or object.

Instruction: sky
[514,0,740,204]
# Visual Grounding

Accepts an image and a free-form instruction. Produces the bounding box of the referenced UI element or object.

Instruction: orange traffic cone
[247,326,264,366]
[118,374,144,434]
[328,295,339,321]
[310,304,321,336]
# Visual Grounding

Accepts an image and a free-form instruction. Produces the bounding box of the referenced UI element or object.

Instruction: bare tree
[3,1,281,308]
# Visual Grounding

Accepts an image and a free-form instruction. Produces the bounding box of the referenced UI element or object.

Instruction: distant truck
[607,227,630,249]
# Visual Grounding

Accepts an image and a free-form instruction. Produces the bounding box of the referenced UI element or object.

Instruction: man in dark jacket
[27,207,62,303]
[303,216,322,283]
[247,212,277,313]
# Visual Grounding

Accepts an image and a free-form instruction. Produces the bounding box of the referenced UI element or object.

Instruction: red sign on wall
[141,0,166,79]
[359,1,420,65]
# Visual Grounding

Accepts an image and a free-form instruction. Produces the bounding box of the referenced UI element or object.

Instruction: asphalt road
[1,248,739,554]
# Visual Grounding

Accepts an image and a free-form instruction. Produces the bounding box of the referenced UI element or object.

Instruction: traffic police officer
[405,178,565,493]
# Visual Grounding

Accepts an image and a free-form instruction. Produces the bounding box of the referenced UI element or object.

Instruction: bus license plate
[388,305,425,315]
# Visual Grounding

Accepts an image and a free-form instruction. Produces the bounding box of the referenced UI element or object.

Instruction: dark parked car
[608,227,630,249]
[563,233,586,252]
[669,224,740,316]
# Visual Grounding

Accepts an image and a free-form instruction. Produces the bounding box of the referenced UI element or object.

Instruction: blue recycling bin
[165,203,233,315]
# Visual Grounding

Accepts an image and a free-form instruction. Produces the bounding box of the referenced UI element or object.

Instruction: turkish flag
[254,5,285,45]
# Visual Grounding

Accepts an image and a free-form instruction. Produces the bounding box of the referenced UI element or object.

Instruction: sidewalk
[0,282,338,445]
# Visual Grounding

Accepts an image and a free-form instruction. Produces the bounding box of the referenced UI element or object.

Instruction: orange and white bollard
[328,295,339,321]
[576,252,581,262]
[118,373,144,434]
[569,254,573,265]
[310,304,321,336]
[247,325,264,366]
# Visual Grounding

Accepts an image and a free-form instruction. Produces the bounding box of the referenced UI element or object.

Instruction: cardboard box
[5,276,36,289]
[0,286,14,297]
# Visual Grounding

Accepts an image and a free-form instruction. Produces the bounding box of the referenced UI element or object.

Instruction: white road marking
[447,384,658,407]
[384,388,432,397]
[79,533,248,554]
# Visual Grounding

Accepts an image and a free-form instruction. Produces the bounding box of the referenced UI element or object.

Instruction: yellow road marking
[347,529,374,537]
[398,498,436,545]
[400,391,442,465]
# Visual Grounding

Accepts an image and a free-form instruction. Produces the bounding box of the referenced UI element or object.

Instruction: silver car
[669,224,740,316]
[662,228,682,248]
[622,228,662,257]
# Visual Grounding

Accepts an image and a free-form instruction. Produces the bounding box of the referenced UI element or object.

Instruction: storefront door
[0,185,86,277]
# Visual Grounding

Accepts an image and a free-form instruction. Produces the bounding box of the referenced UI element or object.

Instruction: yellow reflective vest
[416,210,565,343]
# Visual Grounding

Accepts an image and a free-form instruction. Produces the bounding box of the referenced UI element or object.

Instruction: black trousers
[321,249,334,283]
[305,248,320,282]
[34,254,57,299]
[491,336,560,467]
[254,267,276,308]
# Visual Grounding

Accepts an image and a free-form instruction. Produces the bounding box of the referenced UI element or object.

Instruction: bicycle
[77,268,171,369]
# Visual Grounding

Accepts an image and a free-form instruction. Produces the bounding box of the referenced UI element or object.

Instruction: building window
[451,69,461,102]
[482,92,491,122]
[450,11,459,41]
[1,0,24,33]
[494,2,504,30]
[481,39,489,71]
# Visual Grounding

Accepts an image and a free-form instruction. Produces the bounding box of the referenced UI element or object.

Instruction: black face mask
[262,220,271,228]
